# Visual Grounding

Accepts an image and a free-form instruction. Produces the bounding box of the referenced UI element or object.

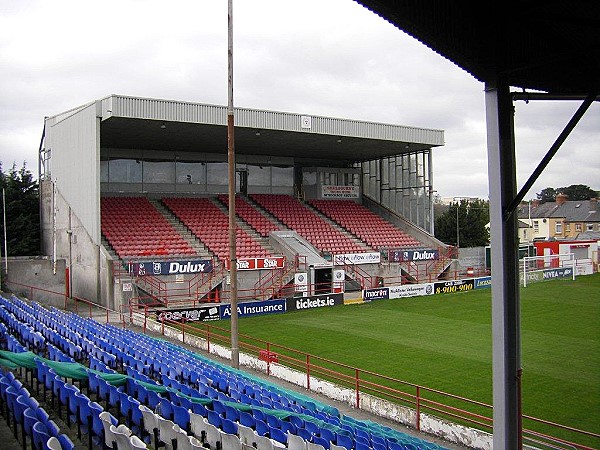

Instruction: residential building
[517,195,600,241]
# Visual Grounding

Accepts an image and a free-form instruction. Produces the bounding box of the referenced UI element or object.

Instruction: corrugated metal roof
[94,95,443,164]
[355,1,600,94]
[102,95,443,145]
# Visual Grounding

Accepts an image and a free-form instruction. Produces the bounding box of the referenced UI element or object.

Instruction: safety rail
[189,259,226,301]
[2,281,598,449]
[253,257,297,299]
[4,281,122,325]
[111,258,225,304]
[338,256,376,289]
[141,316,598,450]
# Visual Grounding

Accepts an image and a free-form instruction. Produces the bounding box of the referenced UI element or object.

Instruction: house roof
[517,200,600,222]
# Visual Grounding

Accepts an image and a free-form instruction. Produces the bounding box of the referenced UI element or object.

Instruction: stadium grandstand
[35,94,452,310]
[2,1,595,448]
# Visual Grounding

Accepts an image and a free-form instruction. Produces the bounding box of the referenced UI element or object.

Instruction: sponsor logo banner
[156,305,220,323]
[363,288,389,301]
[132,259,213,276]
[220,299,286,319]
[333,252,381,265]
[388,283,434,299]
[226,257,285,271]
[286,293,344,311]
[294,273,308,293]
[541,267,573,279]
[388,249,439,263]
[525,267,574,282]
[434,279,475,295]
[474,276,492,289]
[321,185,359,199]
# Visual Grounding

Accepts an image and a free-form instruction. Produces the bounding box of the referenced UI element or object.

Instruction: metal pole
[455,203,460,248]
[227,0,239,370]
[2,188,7,273]
[486,79,522,450]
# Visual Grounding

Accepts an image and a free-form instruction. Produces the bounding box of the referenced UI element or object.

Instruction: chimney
[590,197,598,212]
[532,199,540,208]
[556,193,568,205]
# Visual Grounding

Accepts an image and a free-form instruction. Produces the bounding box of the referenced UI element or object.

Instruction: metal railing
[146,316,598,450]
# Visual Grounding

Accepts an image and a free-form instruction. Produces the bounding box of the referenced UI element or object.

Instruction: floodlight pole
[227,0,239,369]
[455,204,460,248]
[2,188,7,274]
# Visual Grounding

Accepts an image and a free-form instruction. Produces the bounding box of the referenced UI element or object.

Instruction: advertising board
[286,293,344,311]
[131,259,213,276]
[156,305,220,323]
[220,299,286,319]
[434,279,475,295]
[388,249,439,263]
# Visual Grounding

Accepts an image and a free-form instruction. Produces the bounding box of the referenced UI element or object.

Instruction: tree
[0,162,40,256]
[434,199,490,247]
[537,187,557,203]
[558,184,598,201]
[536,184,598,203]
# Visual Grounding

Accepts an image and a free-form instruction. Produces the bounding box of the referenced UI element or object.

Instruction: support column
[485,79,522,449]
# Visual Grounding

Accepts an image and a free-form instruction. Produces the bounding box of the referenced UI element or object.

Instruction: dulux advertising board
[388,249,439,263]
[131,259,213,276]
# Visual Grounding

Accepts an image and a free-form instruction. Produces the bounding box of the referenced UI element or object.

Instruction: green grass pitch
[234,273,600,444]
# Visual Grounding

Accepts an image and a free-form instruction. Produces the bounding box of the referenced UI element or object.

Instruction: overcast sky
[1,0,598,199]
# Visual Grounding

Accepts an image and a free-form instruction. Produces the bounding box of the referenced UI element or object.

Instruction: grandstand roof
[94,95,444,164]
[356,1,600,95]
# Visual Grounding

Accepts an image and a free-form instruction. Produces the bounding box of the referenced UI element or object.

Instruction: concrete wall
[3,257,66,307]
[40,179,114,307]
[457,247,486,272]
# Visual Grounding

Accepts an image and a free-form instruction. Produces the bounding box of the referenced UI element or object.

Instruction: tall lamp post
[456,203,460,248]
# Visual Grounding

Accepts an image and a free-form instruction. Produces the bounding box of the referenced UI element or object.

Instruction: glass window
[272,166,293,186]
[176,161,206,185]
[100,160,109,183]
[533,221,539,232]
[587,223,594,231]
[143,161,175,184]
[206,162,228,185]
[555,222,562,234]
[575,223,582,231]
[247,165,270,186]
[108,159,142,183]
[303,170,317,186]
